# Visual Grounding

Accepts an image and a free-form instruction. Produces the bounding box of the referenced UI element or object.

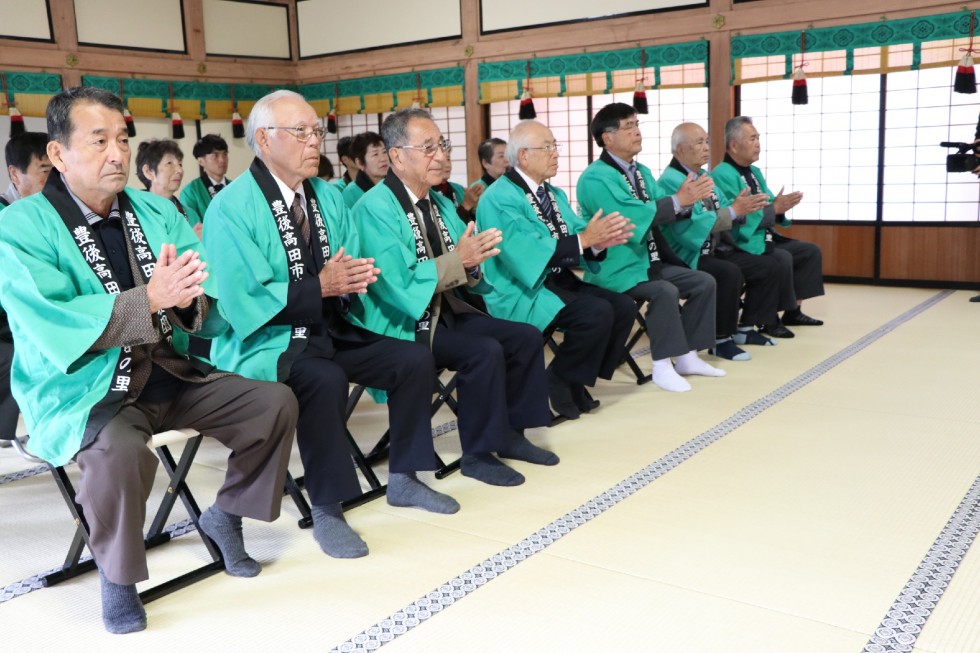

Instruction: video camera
[941,114,980,173]
[942,141,980,172]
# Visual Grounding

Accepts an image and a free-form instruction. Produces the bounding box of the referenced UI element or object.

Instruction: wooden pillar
[708,0,733,167]
[49,0,80,87]
[461,0,485,183]
[184,0,206,62]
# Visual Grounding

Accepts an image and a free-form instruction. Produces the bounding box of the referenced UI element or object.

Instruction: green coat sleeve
[658,166,716,269]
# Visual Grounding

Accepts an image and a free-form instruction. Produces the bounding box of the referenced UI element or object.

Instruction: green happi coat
[351,181,491,343]
[0,188,216,465]
[204,170,356,382]
[658,164,720,269]
[179,175,227,224]
[342,181,367,209]
[330,177,349,191]
[476,174,598,331]
[711,161,781,255]
[575,156,676,293]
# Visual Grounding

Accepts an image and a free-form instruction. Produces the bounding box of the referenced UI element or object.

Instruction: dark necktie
[536,185,556,223]
[416,198,443,256]
[291,193,311,248]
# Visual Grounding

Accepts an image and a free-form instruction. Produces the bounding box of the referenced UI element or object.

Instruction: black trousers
[286,334,437,505]
[0,340,18,441]
[694,256,743,339]
[772,237,825,307]
[431,313,551,453]
[548,283,635,386]
[715,248,781,326]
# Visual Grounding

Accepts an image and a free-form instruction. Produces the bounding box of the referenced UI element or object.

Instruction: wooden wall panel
[775,224,877,279]
[880,227,980,283]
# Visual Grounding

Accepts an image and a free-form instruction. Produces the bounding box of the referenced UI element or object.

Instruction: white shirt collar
[515,166,545,193]
[270,172,306,211]
[207,174,227,186]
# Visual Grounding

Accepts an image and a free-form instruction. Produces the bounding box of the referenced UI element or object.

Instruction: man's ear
[46,140,68,173]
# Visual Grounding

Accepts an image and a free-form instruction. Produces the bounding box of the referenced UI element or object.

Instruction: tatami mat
[1,285,978,652]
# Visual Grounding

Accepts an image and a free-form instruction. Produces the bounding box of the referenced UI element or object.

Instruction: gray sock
[460,453,525,487]
[498,435,560,466]
[387,472,460,514]
[99,569,146,635]
[311,503,368,558]
[199,505,261,577]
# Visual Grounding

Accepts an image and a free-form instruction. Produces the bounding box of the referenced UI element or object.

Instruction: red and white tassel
[632,80,649,114]
[791,68,809,105]
[518,89,536,120]
[8,106,24,137]
[231,110,244,138]
[954,53,977,94]
[123,108,136,137]
[171,110,185,139]
[326,109,337,134]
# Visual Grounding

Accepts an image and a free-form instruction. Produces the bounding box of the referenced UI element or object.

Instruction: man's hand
[730,188,770,216]
[772,186,803,213]
[146,244,209,312]
[455,222,502,268]
[461,183,484,211]
[318,246,380,297]
[578,209,634,251]
[675,173,714,206]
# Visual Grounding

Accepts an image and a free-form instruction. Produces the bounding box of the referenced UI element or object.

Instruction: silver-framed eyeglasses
[612,120,643,132]
[396,139,453,157]
[264,126,327,142]
[524,143,564,154]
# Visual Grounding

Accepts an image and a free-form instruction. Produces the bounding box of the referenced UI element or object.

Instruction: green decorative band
[731,10,974,60]
[1,71,62,97]
[478,40,707,101]
[300,66,464,102]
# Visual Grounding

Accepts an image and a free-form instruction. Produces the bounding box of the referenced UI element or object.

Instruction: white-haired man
[204,91,461,561]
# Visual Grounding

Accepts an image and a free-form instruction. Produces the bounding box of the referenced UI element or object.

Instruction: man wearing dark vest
[712,116,824,332]
[659,122,783,359]
[0,87,298,634]
[353,108,557,486]
[205,91,463,560]
[1,131,52,448]
[477,120,637,414]
[576,105,731,390]
[180,133,231,220]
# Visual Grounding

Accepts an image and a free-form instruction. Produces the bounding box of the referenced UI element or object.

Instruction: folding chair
[347,369,462,479]
[621,298,653,385]
[542,324,604,423]
[284,385,395,529]
[22,428,225,604]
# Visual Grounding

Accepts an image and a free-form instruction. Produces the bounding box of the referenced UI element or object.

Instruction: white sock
[651,358,692,392]
[674,350,726,377]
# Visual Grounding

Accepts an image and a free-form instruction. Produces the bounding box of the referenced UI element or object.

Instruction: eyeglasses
[612,121,643,132]
[524,143,564,154]
[395,139,453,157]
[264,126,327,142]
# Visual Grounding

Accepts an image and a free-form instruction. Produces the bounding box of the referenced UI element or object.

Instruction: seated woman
[136,139,202,238]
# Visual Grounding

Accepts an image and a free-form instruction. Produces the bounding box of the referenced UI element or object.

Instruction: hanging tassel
[327,109,337,134]
[231,111,244,138]
[123,108,136,137]
[791,68,809,105]
[411,72,423,109]
[172,111,185,139]
[955,11,978,94]
[8,106,24,137]
[518,60,537,119]
[119,80,135,136]
[518,89,536,119]
[955,53,977,94]
[632,81,649,114]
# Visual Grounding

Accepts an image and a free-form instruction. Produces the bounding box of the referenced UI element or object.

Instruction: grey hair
[380,108,434,149]
[504,120,543,168]
[245,89,308,156]
[670,122,703,155]
[724,116,754,150]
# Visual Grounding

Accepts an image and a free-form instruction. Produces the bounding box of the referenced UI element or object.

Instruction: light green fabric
[0,188,210,465]
[204,172,354,383]
[710,162,775,255]
[179,177,217,225]
[476,175,596,331]
[351,182,489,342]
[342,182,366,209]
[575,158,666,293]
[658,164,717,268]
